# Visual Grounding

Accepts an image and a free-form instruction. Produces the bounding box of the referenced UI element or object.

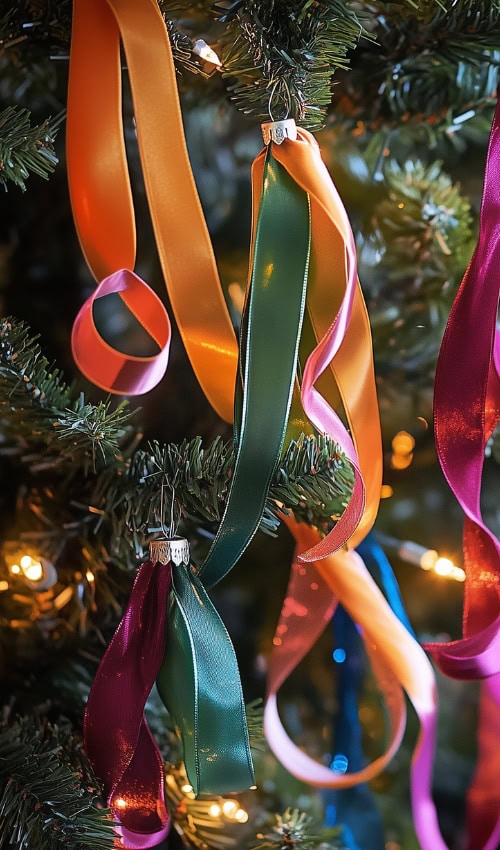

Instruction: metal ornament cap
[149,537,190,566]
[261,118,297,145]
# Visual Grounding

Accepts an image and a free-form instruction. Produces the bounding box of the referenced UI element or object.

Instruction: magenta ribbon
[84,560,172,849]
[424,93,500,850]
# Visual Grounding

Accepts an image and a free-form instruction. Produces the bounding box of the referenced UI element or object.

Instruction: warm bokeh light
[222,800,239,817]
[380,484,394,498]
[235,808,249,823]
[11,555,44,582]
[115,797,127,809]
[181,783,193,794]
[391,430,415,455]
[391,453,413,470]
[86,569,95,583]
[208,804,221,818]
[0,580,8,592]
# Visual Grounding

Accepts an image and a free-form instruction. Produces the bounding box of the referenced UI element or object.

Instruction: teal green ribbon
[157,148,311,794]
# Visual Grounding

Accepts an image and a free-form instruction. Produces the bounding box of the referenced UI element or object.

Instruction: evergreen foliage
[215,1,365,130]
[0,719,115,850]
[0,107,59,190]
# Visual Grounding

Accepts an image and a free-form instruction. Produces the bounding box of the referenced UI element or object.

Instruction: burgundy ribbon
[84,560,172,849]
[424,94,500,850]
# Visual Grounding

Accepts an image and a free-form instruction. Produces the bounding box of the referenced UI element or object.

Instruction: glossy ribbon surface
[156,563,254,795]
[157,148,310,794]
[424,94,500,850]
[265,519,454,850]
[84,560,171,848]
[67,0,237,419]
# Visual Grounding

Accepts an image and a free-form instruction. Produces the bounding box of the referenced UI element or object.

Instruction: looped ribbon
[260,132,462,850]
[422,93,500,850]
[67,0,237,419]
[83,558,172,849]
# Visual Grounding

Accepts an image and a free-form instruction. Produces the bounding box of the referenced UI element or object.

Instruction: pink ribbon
[84,560,172,849]
[424,93,500,850]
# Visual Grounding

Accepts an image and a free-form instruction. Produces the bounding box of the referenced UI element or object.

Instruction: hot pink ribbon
[424,92,500,850]
[84,560,172,849]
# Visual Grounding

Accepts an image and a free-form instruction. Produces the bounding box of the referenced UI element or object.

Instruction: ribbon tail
[84,560,171,846]
[199,145,310,590]
[156,564,254,795]
[270,130,382,552]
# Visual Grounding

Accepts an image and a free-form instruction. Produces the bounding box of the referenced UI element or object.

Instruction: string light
[9,554,57,590]
[208,804,221,818]
[192,39,222,67]
[397,540,465,582]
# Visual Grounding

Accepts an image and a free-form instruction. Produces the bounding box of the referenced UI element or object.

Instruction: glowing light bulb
[222,800,239,817]
[235,808,249,823]
[192,39,222,67]
[10,564,21,575]
[208,804,221,818]
[22,557,43,582]
[434,557,453,577]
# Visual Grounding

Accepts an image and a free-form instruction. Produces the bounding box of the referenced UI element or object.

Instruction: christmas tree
[0,2,499,849]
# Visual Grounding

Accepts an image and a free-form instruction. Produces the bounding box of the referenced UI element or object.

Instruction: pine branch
[214,1,366,131]
[0,315,354,560]
[250,809,320,849]
[0,107,59,190]
[331,0,500,135]
[366,157,474,372]
[0,719,115,850]
[95,432,354,563]
[0,318,136,473]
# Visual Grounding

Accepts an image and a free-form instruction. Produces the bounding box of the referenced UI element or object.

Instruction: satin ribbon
[327,604,385,850]
[157,147,310,794]
[265,519,454,850]
[423,94,500,850]
[84,559,171,849]
[252,129,382,557]
[67,0,238,419]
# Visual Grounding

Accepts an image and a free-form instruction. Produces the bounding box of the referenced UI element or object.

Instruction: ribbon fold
[84,559,171,849]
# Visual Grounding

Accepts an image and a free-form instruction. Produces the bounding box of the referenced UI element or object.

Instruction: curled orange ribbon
[67,0,238,419]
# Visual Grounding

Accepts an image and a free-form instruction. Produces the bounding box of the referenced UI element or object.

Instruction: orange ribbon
[67,0,238,420]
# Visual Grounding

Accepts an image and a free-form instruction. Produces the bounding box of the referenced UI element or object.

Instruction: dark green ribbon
[157,148,311,794]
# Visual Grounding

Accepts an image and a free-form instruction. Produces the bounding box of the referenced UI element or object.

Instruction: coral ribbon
[84,560,171,849]
[423,94,500,850]
[265,519,452,850]
[67,0,237,419]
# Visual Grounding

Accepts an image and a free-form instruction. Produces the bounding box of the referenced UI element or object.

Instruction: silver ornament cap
[261,118,297,145]
[149,537,190,566]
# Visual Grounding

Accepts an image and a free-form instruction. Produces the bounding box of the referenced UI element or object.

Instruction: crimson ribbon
[424,93,500,850]
[84,560,172,848]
